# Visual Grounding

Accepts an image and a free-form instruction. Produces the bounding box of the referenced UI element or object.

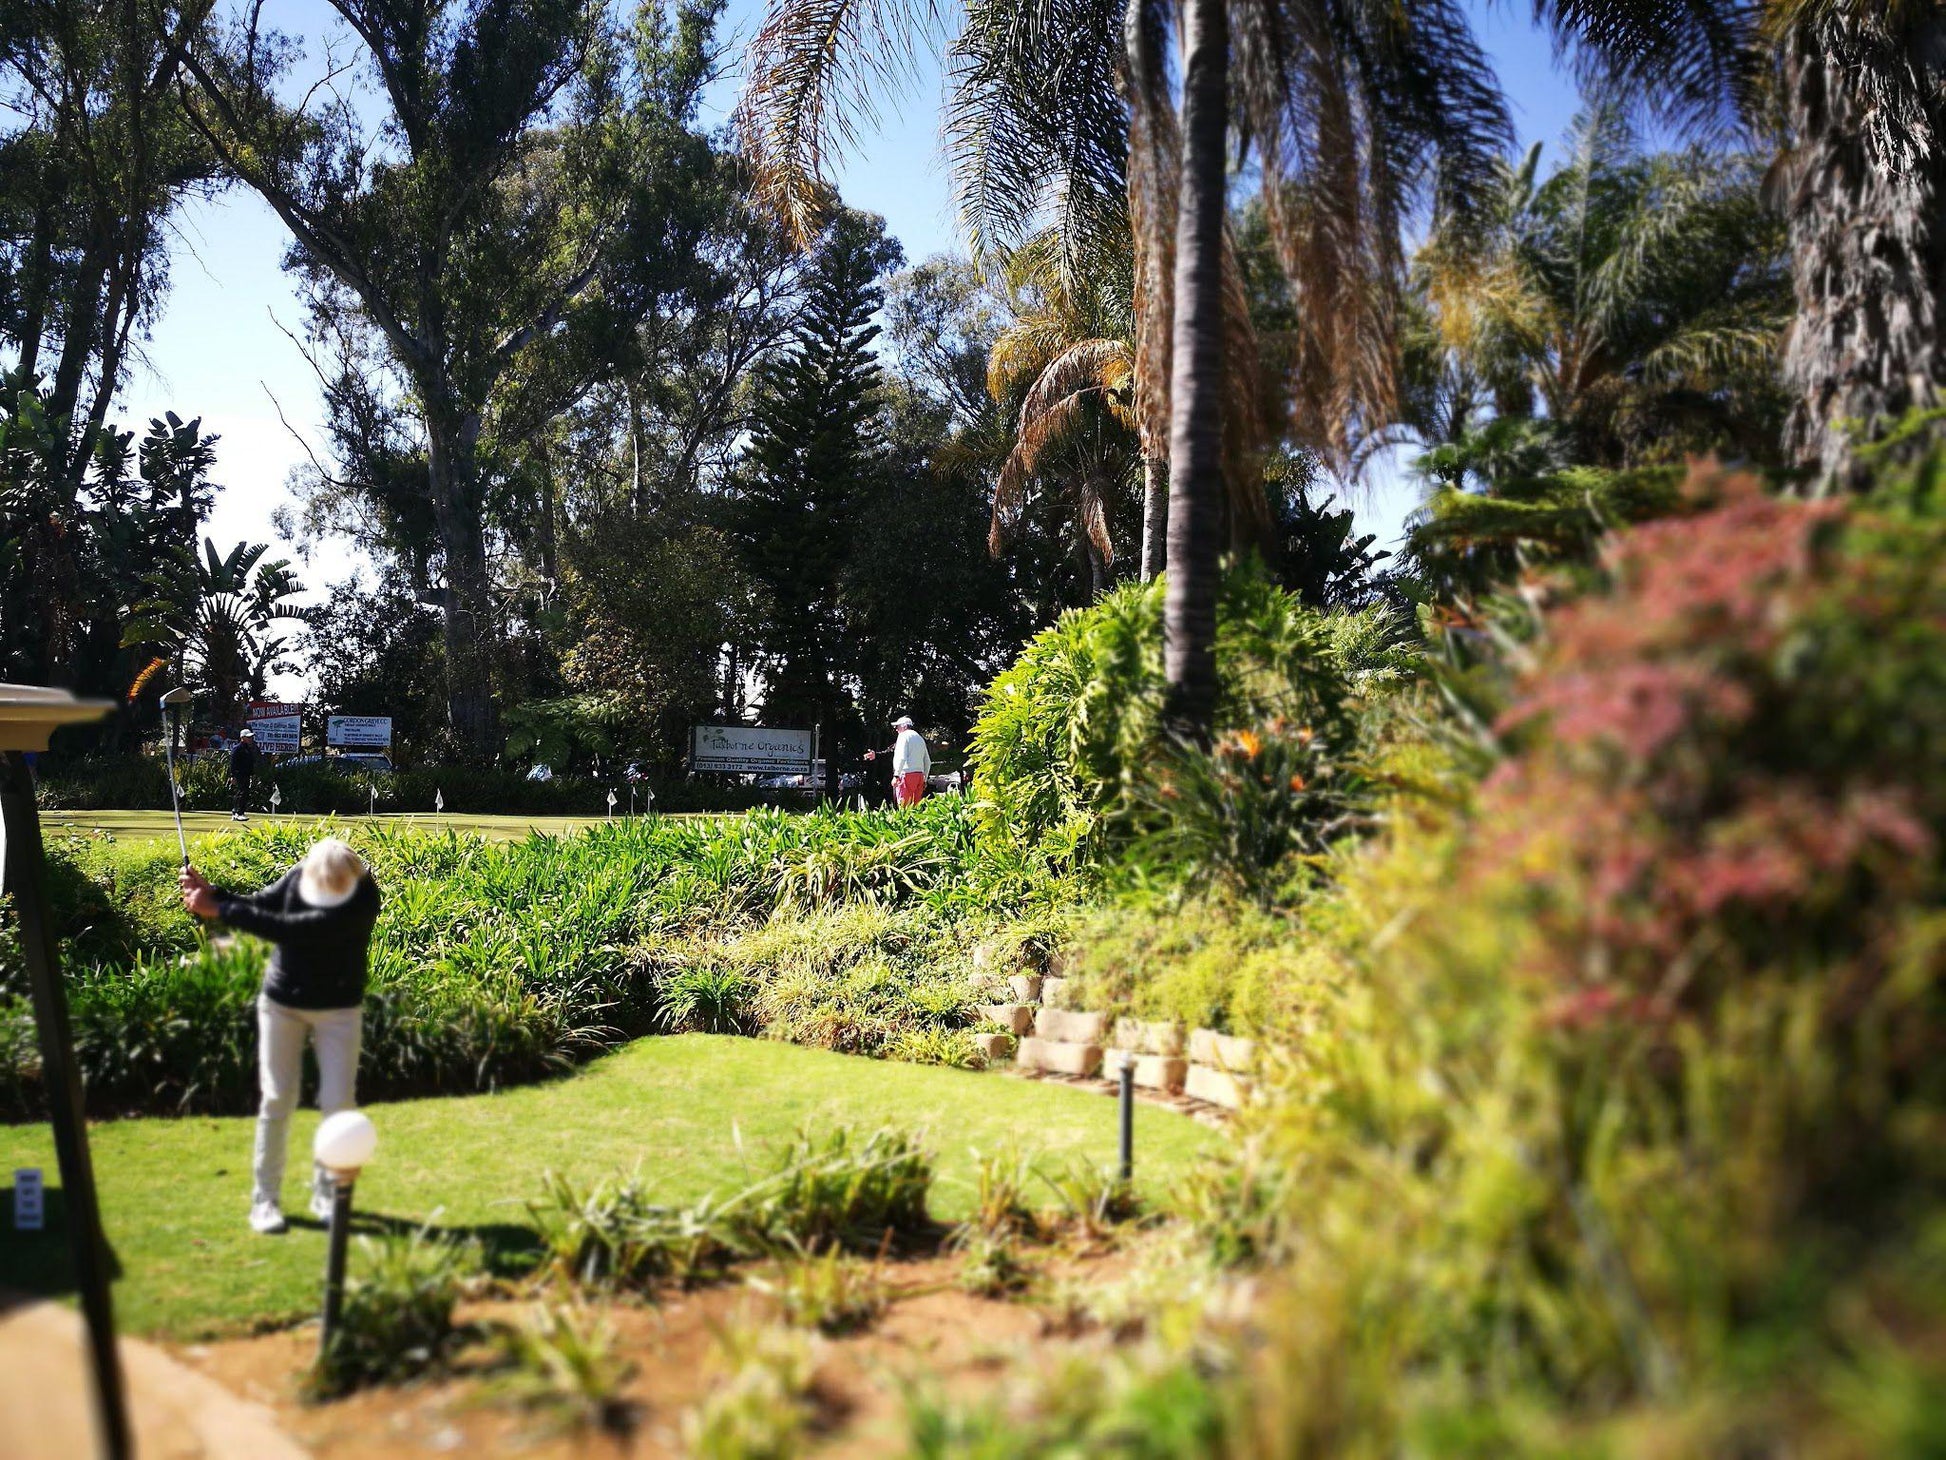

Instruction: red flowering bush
[1468,467,1945,1033]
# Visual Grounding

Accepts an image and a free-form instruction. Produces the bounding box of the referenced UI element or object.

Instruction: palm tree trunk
[1161,0,1228,741]
[1138,456,1168,581]
[1778,16,1946,488]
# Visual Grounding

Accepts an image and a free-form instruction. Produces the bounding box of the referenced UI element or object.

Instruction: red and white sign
[248,701,304,754]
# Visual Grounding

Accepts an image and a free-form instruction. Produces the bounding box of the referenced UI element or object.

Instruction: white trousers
[253,995,363,1207]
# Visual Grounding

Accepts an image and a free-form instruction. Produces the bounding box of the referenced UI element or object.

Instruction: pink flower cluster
[1460,466,1933,1028]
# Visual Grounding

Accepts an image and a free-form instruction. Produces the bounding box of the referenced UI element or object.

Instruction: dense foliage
[968,560,1404,861]
[936,453,1946,1452]
[1,800,1068,1120]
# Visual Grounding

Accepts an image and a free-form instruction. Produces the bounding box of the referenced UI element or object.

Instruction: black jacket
[215,868,382,1010]
[229,742,258,779]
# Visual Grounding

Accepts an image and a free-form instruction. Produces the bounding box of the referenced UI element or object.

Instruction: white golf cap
[893,716,915,729]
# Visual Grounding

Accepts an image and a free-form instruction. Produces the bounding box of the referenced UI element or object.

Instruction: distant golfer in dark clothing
[228,727,258,821]
[181,839,382,1234]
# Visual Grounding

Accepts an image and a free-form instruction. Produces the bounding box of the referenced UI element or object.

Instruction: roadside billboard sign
[248,701,304,754]
[327,714,394,749]
[690,724,813,775]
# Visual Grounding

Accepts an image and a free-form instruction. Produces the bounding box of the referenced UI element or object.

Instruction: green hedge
[3,799,1064,1120]
[32,753,808,817]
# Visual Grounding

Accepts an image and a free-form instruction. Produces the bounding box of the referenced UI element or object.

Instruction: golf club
[159,686,195,867]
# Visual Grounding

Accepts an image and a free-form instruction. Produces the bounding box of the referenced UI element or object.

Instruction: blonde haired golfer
[181,839,381,1234]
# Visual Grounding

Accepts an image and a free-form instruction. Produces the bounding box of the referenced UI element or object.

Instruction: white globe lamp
[313,1110,378,1174]
[312,1110,378,1362]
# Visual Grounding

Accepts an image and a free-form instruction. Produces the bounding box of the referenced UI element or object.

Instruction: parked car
[285,752,395,774]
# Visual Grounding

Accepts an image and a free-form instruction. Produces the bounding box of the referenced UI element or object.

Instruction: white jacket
[891,728,931,777]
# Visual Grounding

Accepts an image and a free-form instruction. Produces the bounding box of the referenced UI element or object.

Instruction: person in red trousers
[865,715,931,808]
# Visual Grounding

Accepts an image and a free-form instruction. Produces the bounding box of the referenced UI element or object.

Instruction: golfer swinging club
[865,715,931,808]
[180,839,381,1234]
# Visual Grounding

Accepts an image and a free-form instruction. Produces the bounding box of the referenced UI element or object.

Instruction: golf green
[39,808,707,844]
[0,1035,1221,1339]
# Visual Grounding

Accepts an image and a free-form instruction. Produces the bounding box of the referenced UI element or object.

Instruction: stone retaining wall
[971,954,1260,1111]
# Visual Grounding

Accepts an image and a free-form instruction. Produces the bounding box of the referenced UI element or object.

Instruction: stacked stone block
[1103,1018,1188,1093]
[1183,1028,1256,1109]
[1016,1007,1106,1076]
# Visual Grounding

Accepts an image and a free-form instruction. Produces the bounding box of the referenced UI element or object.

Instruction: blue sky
[117,0,1585,644]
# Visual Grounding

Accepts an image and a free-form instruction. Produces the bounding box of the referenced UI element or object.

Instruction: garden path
[0,1289,307,1459]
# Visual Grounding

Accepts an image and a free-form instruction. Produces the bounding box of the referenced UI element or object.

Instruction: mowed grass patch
[42,809,714,845]
[0,1035,1218,1339]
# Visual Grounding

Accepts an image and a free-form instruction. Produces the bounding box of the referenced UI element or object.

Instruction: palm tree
[1531,0,1946,487]
[984,251,1140,592]
[124,540,315,729]
[1410,101,1791,470]
[737,0,1508,736]
[991,336,1138,595]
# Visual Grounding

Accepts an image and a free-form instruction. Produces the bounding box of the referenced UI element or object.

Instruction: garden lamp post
[1118,1062,1135,1186]
[313,1110,378,1361]
[0,684,129,1460]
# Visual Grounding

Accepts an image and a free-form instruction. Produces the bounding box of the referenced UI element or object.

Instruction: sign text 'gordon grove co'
[690,725,813,775]
[326,715,394,749]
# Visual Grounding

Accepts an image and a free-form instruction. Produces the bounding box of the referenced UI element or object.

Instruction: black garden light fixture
[0,684,129,1460]
[312,1109,378,1361]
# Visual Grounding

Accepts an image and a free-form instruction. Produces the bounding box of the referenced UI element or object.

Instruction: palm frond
[1529,0,1760,142]
[1636,319,1782,386]
[945,0,1129,292]
[735,0,951,243]
[1228,0,1514,476]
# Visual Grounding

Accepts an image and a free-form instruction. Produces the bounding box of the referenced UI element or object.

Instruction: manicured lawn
[41,808,709,844]
[0,1035,1220,1339]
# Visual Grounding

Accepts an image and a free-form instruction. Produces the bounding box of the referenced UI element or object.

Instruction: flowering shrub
[1475,469,1943,1030]
[1122,719,1371,905]
[1144,457,1946,1450]
[968,559,1404,860]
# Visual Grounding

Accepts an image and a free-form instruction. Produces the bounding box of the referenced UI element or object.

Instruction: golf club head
[159,685,195,709]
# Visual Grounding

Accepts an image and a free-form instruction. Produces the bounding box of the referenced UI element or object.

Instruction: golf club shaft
[163,710,188,867]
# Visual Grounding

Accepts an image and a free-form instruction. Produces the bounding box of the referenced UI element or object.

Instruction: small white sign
[13,1168,43,1231]
[326,715,394,749]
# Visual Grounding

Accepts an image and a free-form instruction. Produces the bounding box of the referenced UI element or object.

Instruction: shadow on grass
[0,1184,125,1306]
[286,1206,546,1280]
[0,1182,543,1310]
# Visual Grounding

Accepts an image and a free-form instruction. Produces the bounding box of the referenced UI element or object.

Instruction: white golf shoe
[249,1200,288,1235]
[311,1185,336,1223]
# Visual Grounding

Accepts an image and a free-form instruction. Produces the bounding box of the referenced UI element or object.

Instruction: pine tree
[733,211,904,732]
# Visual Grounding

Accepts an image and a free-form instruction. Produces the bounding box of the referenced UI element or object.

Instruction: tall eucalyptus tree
[177,0,726,754]
[0,0,222,487]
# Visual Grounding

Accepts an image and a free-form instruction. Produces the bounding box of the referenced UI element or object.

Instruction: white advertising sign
[691,724,813,775]
[247,713,302,754]
[327,715,394,749]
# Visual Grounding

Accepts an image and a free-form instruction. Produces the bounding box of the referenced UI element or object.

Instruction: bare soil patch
[174,1247,1139,1457]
